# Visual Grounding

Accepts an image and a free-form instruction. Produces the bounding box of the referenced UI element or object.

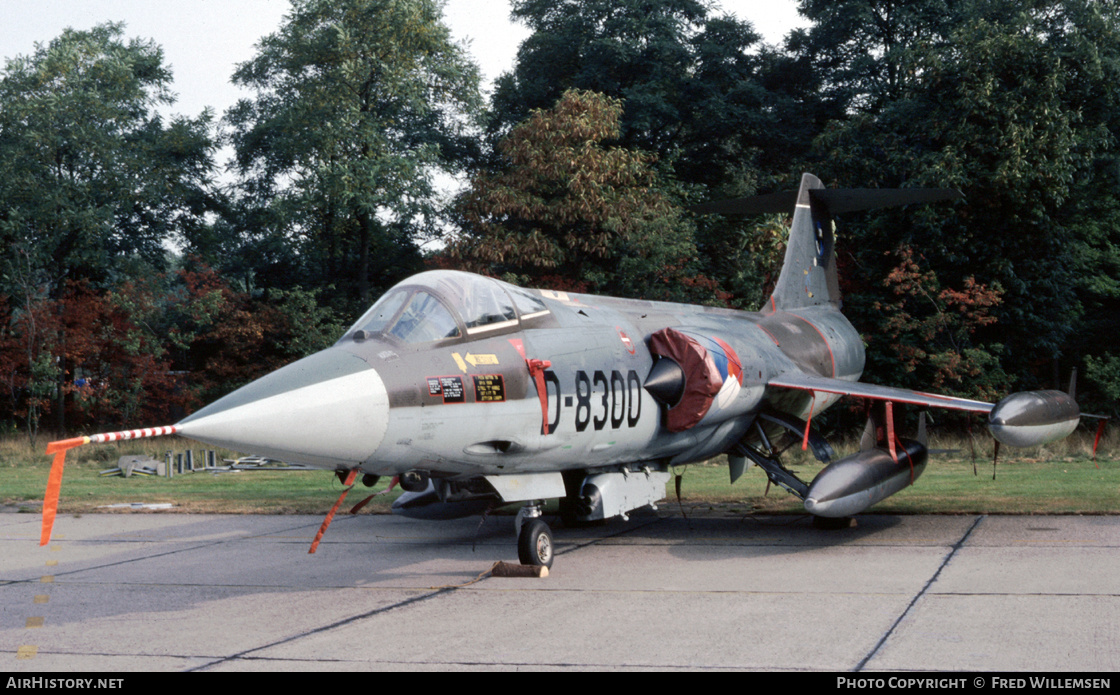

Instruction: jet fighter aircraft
[41,173,1086,568]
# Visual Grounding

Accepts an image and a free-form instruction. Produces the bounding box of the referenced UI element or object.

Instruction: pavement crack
[188,516,670,670]
[187,586,459,671]
[854,514,985,671]
[5,518,330,584]
[553,515,663,558]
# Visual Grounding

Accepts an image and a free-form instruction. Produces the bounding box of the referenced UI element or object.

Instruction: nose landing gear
[515,503,554,568]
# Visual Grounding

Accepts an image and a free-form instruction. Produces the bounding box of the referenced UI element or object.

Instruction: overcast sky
[1,0,809,122]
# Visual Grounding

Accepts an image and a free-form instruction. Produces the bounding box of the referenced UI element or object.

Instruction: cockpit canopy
[341,270,550,346]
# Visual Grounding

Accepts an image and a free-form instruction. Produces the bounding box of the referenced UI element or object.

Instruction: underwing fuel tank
[803,440,928,518]
[988,390,1080,448]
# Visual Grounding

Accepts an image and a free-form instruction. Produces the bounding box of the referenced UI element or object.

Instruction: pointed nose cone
[176,348,388,468]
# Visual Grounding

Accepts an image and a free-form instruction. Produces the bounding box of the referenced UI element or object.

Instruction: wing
[767,372,994,414]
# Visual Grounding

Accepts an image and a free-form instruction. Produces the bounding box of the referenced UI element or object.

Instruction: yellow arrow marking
[465,353,499,366]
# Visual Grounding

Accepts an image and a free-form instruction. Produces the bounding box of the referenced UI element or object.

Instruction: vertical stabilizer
[689,175,963,313]
[768,173,839,311]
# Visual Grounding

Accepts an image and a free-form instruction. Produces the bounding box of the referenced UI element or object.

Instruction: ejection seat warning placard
[473,374,506,402]
[427,376,465,403]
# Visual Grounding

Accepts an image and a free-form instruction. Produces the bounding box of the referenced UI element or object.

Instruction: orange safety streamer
[880,402,913,480]
[801,393,816,451]
[349,476,398,515]
[309,468,358,554]
[527,358,553,435]
[1093,419,1106,466]
[508,338,553,435]
[40,438,88,546]
[885,401,897,463]
[40,426,178,546]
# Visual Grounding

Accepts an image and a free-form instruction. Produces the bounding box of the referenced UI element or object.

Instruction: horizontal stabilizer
[691,187,963,216]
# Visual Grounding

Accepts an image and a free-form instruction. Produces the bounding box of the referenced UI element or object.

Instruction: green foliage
[224,0,484,309]
[491,0,809,189]
[1084,353,1120,417]
[0,280,185,438]
[0,23,220,436]
[792,0,963,111]
[869,246,1011,400]
[6,0,1120,436]
[0,263,346,437]
[810,0,1120,391]
[447,89,721,303]
[491,0,710,150]
[488,0,811,303]
[170,264,345,404]
[0,23,218,295]
[25,351,58,444]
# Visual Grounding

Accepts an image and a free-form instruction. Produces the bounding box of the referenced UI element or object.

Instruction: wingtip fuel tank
[987,390,1079,448]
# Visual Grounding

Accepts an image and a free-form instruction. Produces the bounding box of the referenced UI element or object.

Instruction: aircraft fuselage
[177,272,864,481]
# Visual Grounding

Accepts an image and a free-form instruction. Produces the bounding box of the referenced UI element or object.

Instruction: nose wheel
[515,504,554,568]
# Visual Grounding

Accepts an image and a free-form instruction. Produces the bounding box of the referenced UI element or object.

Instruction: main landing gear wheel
[518,518,554,568]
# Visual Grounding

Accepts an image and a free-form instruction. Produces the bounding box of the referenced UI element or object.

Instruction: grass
[0,428,1116,516]
[0,436,371,515]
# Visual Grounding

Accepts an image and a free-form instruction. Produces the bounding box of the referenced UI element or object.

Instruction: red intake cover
[648,328,723,432]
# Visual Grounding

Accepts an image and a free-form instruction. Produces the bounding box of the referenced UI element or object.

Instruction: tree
[0,263,348,437]
[0,23,219,434]
[490,0,790,187]
[446,89,720,303]
[224,0,484,310]
[487,0,817,308]
[808,0,1120,391]
[0,23,218,294]
[491,0,707,146]
[1044,0,1120,412]
[869,245,1010,400]
[169,264,346,405]
[791,0,963,113]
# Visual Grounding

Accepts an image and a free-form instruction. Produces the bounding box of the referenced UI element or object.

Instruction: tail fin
[769,173,838,311]
[692,174,964,312]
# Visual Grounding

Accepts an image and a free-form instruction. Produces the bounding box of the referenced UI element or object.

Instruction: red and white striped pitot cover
[87,426,178,444]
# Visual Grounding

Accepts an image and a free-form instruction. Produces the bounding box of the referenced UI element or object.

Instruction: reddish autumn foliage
[169,264,344,407]
[871,245,1010,401]
[0,265,343,438]
[0,280,187,440]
